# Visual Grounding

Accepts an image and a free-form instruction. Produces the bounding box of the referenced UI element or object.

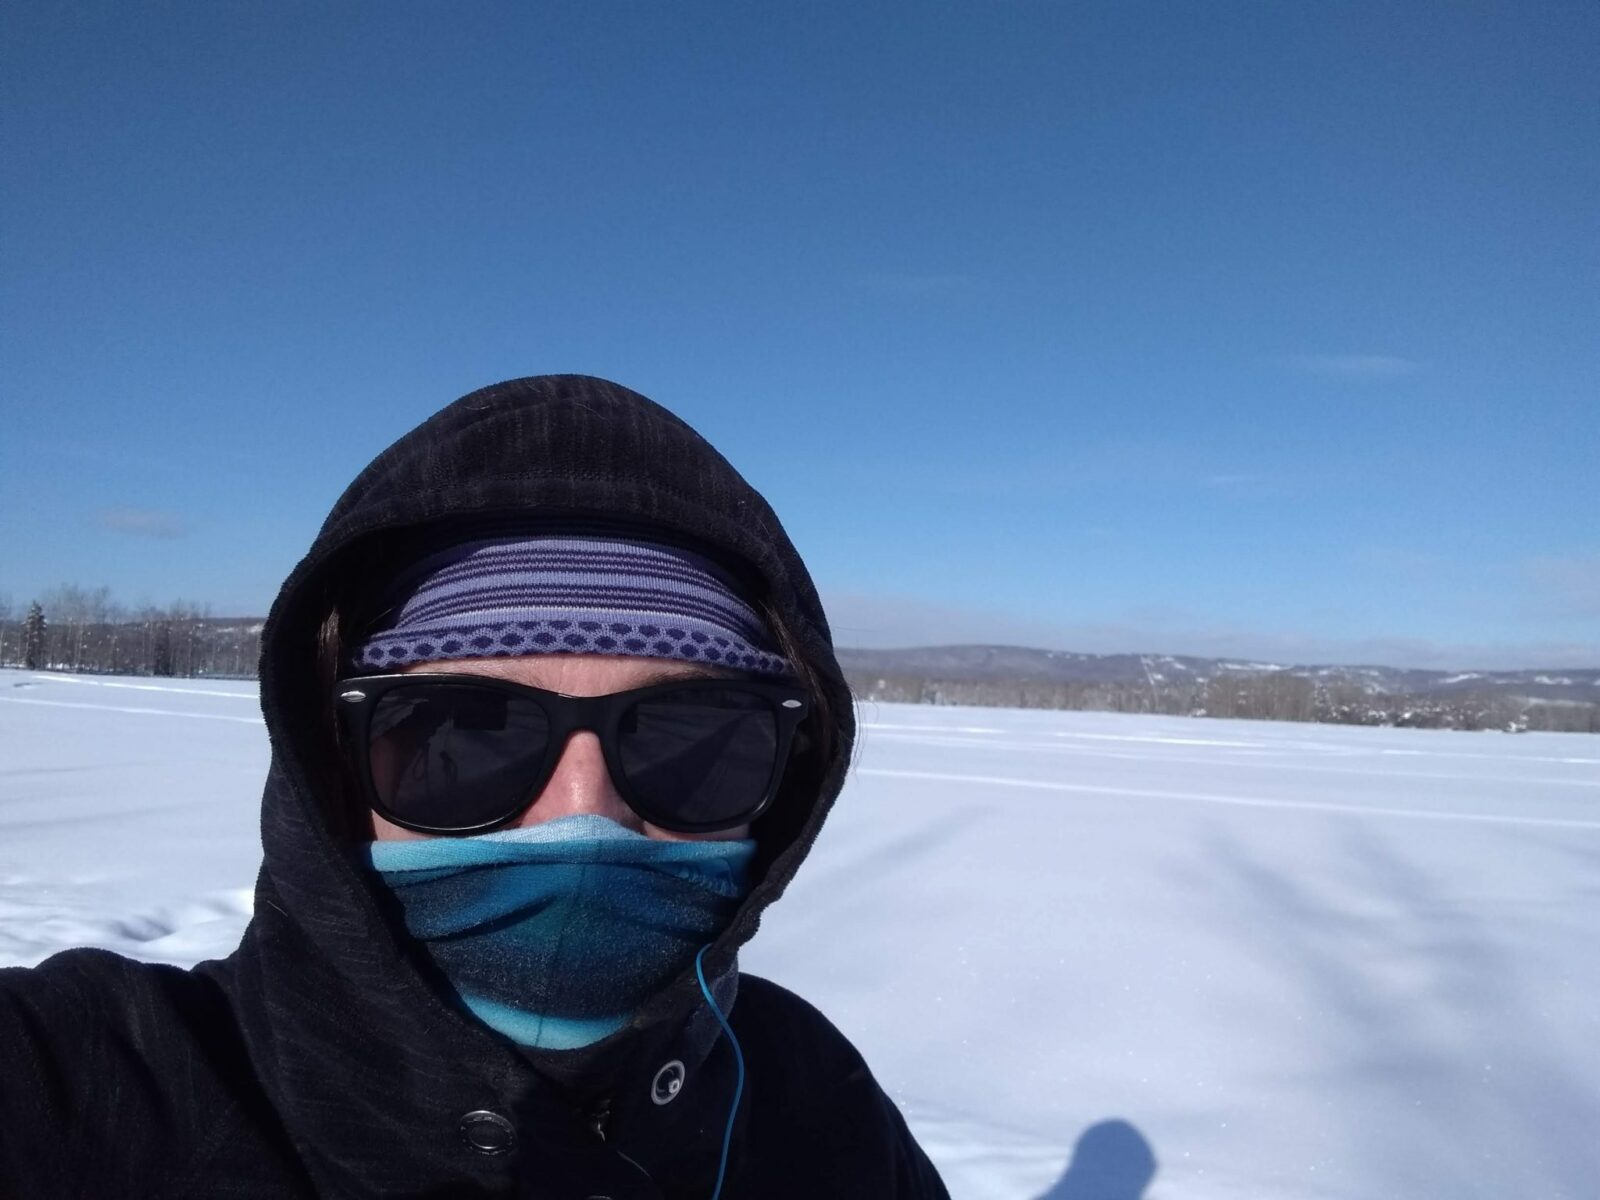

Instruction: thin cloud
[823,590,1077,651]
[1524,554,1600,620]
[1283,354,1423,377]
[97,508,189,539]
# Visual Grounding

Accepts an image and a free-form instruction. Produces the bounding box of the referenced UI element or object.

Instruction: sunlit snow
[3,668,1598,1198]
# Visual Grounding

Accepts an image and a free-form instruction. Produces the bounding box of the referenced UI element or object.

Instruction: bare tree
[8,588,256,678]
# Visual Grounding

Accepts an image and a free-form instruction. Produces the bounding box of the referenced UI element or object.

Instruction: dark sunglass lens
[617,687,779,826]
[368,685,550,829]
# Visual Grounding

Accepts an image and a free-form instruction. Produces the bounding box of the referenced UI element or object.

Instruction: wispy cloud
[1283,354,1423,377]
[1524,554,1600,619]
[823,591,1081,652]
[96,508,188,539]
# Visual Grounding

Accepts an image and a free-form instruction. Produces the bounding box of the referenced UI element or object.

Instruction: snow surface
[3,668,1599,1198]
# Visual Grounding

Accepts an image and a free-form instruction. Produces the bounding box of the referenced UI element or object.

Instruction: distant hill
[835,645,1600,732]
[835,644,1600,703]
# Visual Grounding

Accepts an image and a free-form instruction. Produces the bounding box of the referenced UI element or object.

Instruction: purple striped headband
[349,533,791,677]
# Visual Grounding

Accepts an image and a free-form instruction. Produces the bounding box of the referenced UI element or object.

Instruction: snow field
[3,669,1598,1198]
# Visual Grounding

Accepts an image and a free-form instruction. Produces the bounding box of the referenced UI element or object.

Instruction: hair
[310,539,842,858]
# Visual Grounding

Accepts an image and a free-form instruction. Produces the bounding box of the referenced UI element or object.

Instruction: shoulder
[727,972,888,1122]
[727,973,949,1198]
[730,972,855,1053]
[0,948,304,1197]
[730,973,883,1106]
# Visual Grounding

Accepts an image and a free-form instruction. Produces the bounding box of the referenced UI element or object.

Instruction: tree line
[847,671,1600,734]
[4,585,1594,732]
[0,585,262,679]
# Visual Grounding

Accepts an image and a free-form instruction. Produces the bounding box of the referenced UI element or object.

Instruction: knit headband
[349,533,792,678]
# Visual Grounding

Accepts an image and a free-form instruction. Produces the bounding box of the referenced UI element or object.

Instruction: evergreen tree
[23,602,46,670]
[152,621,175,677]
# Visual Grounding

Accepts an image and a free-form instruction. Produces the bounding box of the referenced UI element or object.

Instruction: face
[368,654,755,843]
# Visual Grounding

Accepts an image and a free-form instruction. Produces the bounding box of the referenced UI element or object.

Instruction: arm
[0,950,252,1197]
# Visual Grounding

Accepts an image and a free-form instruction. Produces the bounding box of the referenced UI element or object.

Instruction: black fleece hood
[233,375,856,1193]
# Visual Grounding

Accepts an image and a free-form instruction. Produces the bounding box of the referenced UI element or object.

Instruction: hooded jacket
[0,375,949,1199]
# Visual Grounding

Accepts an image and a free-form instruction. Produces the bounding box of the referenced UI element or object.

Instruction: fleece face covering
[363,814,755,1049]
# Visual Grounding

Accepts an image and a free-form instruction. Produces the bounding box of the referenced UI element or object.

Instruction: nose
[514,730,640,831]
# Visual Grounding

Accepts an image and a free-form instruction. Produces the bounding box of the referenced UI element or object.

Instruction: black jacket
[0,375,949,1199]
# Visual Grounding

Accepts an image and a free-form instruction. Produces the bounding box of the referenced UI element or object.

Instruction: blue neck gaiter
[362,815,756,1050]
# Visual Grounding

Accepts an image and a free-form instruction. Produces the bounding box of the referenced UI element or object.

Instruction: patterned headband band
[348,533,792,678]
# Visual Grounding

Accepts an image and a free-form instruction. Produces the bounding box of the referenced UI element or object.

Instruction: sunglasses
[334,672,810,835]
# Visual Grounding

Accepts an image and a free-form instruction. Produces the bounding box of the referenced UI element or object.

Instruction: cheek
[644,822,752,843]
[370,809,433,842]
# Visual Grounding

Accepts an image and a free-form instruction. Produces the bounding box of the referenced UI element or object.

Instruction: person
[0,375,950,1198]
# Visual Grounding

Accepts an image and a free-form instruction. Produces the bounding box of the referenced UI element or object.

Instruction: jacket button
[458,1110,516,1155]
[650,1060,686,1106]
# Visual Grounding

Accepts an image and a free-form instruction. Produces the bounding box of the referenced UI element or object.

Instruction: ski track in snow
[4,669,1600,1199]
[856,767,1600,831]
[0,694,266,723]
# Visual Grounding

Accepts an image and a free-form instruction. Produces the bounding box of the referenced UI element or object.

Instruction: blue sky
[2,2,1595,669]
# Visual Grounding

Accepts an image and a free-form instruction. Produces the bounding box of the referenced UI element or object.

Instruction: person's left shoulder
[727,973,950,1198]
[729,972,865,1078]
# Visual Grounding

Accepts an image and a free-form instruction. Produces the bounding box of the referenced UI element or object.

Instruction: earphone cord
[694,943,746,1200]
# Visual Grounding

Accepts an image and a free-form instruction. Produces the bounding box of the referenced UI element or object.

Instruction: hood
[222,375,855,1192]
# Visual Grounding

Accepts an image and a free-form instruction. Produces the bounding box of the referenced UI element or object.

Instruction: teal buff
[362,814,756,1050]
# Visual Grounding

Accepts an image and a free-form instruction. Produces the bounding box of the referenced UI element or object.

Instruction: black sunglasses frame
[334,671,811,836]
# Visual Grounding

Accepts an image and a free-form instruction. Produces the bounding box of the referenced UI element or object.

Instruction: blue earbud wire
[694,943,745,1200]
